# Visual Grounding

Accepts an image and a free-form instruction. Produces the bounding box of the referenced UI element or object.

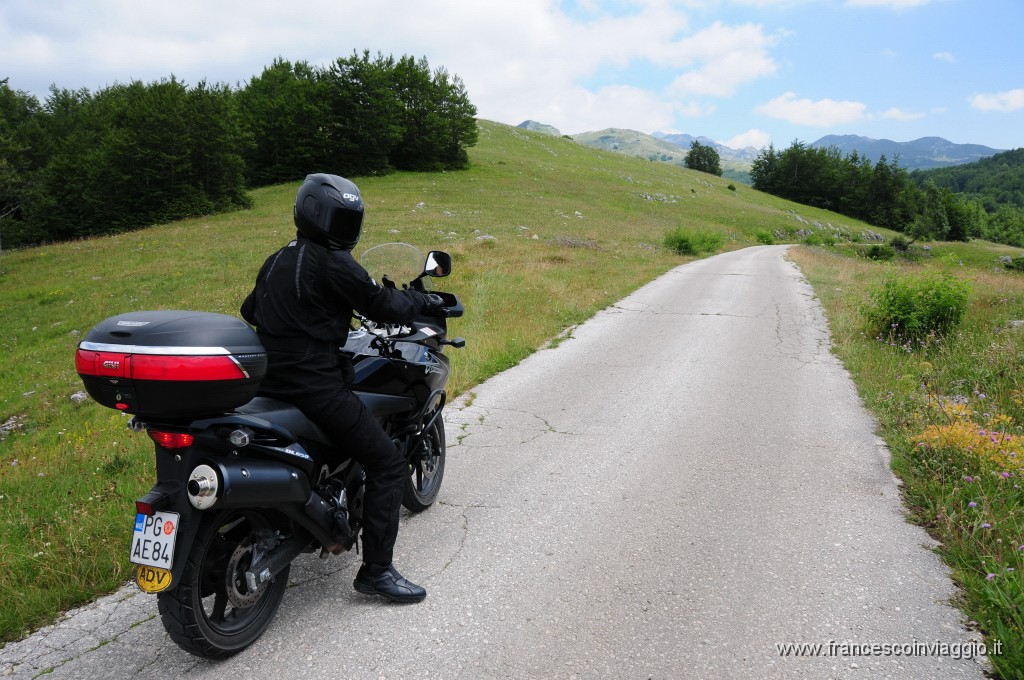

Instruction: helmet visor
[321,204,363,248]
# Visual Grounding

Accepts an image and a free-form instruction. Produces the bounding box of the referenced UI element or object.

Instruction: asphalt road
[2,246,989,679]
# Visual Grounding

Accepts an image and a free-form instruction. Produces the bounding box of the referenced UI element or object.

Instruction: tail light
[75,349,246,381]
[148,430,194,449]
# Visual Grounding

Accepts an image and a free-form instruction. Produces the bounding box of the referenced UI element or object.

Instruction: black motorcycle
[75,244,463,657]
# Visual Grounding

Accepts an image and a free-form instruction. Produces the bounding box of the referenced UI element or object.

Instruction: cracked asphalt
[1,246,989,679]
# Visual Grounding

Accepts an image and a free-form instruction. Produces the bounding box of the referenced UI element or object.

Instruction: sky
[1,0,1022,151]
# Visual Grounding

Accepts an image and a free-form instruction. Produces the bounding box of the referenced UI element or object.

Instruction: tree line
[912,148,1024,248]
[0,52,478,249]
[750,141,1024,247]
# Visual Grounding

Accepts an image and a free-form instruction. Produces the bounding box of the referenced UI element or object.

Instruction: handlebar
[353,292,462,345]
[433,292,464,318]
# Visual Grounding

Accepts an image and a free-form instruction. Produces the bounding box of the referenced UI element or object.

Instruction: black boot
[353,563,427,603]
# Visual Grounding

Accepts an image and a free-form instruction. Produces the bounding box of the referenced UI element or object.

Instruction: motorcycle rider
[241,173,443,603]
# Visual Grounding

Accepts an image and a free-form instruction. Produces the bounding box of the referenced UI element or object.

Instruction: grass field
[1,120,1020,677]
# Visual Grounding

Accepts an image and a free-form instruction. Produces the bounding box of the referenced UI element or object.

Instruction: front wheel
[403,416,446,512]
[158,509,290,658]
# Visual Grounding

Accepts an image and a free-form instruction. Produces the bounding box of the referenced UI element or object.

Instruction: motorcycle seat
[235,397,333,446]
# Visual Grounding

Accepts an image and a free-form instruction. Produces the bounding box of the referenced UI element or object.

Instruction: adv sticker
[135,565,173,593]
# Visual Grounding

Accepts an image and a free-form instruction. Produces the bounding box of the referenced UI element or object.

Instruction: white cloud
[720,129,772,149]
[968,89,1024,112]
[933,52,955,63]
[881,48,898,58]
[755,91,867,127]
[0,1,774,136]
[664,22,779,97]
[531,84,679,135]
[878,107,925,121]
[676,101,716,118]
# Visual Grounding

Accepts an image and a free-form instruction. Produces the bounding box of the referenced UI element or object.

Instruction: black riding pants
[258,351,406,566]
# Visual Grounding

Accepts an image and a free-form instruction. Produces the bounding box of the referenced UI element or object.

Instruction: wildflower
[986,573,996,581]
[964,476,974,483]
[981,523,992,529]
[1001,472,1011,478]
[968,502,978,508]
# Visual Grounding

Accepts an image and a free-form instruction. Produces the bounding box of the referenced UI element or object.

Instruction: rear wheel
[403,416,446,512]
[158,509,290,658]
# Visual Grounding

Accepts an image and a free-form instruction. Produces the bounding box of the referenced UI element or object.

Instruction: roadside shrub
[663,228,723,255]
[865,244,896,261]
[754,229,775,245]
[804,232,838,247]
[1003,255,1024,272]
[727,184,737,192]
[862,273,972,343]
[889,234,911,252]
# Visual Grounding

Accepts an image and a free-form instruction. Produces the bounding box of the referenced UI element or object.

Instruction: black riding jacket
[241,236,432,344]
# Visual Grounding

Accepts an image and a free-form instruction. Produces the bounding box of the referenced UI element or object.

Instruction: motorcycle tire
[158,509,290,658]
[403,416,446,512]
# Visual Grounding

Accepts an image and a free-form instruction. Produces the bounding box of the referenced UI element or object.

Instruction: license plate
[130,511,179,569]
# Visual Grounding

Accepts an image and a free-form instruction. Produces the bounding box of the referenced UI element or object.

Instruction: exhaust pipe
[187,459,310,509]
[188,459,343,553]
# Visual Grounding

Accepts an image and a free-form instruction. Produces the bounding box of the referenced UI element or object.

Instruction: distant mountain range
[516,121,1007,178]
[557,127,756,182]
[809,135,1004,170]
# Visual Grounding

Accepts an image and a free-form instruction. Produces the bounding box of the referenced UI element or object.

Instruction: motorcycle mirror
[424,251,452,278]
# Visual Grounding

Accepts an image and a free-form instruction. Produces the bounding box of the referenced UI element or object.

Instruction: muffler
[187,459,310,509]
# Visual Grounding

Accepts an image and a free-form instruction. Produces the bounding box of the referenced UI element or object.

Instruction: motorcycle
[74,243,464,657]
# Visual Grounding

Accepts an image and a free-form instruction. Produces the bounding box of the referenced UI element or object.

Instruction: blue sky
[1,0,1021,151]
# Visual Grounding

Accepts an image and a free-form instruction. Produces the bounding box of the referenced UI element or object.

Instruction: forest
[913,148,1024,247]
[0,52,478,249]
[750,141,1024,247]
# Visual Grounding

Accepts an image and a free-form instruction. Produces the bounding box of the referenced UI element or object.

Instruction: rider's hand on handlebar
[423,293,446,316]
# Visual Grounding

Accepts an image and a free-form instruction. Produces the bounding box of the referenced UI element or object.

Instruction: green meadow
[1,120,1020,677]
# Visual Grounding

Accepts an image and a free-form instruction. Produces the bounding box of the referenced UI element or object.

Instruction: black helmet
[293,173,364,250]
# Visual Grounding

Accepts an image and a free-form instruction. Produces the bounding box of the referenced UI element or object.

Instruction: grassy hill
[2,121,1021,675]
[571,127,754,184]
